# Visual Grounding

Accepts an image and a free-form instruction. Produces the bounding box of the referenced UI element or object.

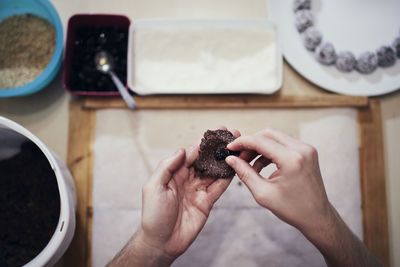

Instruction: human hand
[225,128,383,267]
[138,128,240,263]
[225,128,333,236]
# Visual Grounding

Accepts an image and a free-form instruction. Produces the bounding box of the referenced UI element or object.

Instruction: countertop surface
[0,0,399,266]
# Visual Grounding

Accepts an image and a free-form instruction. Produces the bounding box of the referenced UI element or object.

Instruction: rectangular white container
[128,19,282,95]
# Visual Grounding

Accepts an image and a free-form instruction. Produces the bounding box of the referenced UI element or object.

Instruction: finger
[252,156,272,173]
[216,125,228,131]
[259,128,316,157]
[227,135,288,167]
[230,129,241,138]
[185,140,201,167]
[258,128,301,148]
[229,130,256,163]
[152,149,186,185]
[225,156,266,197]
[239,150,259,163]
[206,178,233,204]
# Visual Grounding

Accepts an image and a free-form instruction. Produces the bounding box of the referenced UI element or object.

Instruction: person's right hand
[225,128,333,236]
[226,128,384,267]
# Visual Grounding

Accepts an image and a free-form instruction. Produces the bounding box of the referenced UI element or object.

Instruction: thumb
[152,149,186,185]
[225,156,266,198]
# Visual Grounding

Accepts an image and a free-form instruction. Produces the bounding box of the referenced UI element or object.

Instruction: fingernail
[225,156,235,164]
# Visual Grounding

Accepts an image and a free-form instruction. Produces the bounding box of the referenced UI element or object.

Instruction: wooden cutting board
[63,61,388,266]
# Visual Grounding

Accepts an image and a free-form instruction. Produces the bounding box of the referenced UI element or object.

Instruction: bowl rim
[0,0,63,97]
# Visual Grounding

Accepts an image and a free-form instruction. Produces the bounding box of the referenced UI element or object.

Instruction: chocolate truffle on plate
[295,9,313,33]
[393,36,400,58]
[303,27,322,51]
[315,42,337,65]
[336,51,356,72]
[376,46,396,67]
[356,51,378,74]
[293,0,311,12]
[193,130,240,179]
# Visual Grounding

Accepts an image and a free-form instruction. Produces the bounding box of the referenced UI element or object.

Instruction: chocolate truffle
[356,51,378,74]
[193,130,239,179]
[393,36,400,58]
[303,27,322,51]
[336,51,356,72]
[376,45,396,67]
[315,42,337,65]
[295,10,313,33]
[293,0,311,12]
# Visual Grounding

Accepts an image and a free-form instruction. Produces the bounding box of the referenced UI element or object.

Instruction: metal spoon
[95,51,136,109]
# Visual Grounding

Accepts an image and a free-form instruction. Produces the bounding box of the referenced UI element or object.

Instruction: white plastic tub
[0,116,76,267]
[128,19,283,95]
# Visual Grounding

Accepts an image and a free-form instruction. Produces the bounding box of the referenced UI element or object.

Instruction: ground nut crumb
[0,14,56,88]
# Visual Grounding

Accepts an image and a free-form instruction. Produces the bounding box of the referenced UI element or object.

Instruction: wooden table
[64,61,389,266]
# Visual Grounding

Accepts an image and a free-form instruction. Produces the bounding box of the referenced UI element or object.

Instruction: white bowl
[0,117,76,267]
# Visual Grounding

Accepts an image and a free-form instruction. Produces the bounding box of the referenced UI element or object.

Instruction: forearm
[107,230,175,267]
[304,204,383,267]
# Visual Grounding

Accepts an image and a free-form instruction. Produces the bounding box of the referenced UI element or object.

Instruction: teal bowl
[0,0,63,97]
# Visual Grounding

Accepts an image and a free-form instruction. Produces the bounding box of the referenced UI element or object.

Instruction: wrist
[301,205,383,267]
[300,203,339,245]
[300,203,352,264]
[134,229,176,266]
[108,229,176,267]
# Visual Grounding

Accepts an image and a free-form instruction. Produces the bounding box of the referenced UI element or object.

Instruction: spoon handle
[109,71,136,110]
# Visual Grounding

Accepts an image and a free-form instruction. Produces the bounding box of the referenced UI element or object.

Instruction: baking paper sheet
[92,108,361,267]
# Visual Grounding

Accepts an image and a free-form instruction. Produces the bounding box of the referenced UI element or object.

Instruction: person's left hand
[137,128,240,262]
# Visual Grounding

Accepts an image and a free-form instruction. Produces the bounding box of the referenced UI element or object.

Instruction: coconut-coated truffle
[315,42,337,65]
[295,10,313,33]
[376,46,396,67]
[356,52,378,74]
[392,36,400,58]
[302,27,322,51]
[335,51,356,72]
[293,0,311,12]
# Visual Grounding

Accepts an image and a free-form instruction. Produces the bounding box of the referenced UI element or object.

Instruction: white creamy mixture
[132,26,278,94]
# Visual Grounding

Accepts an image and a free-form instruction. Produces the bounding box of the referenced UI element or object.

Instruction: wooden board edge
[357,99,390,266]
[64,100,96,267]
[87,107,95,267]
[82,94,368,109]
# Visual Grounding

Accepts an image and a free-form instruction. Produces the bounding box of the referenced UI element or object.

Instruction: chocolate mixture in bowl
[0,142,60,267]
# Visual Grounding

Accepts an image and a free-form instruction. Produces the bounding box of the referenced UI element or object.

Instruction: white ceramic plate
[268,0,400,96]
[128,19,282,95]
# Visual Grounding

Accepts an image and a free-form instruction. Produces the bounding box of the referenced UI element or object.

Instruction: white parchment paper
[92,108,361,267]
